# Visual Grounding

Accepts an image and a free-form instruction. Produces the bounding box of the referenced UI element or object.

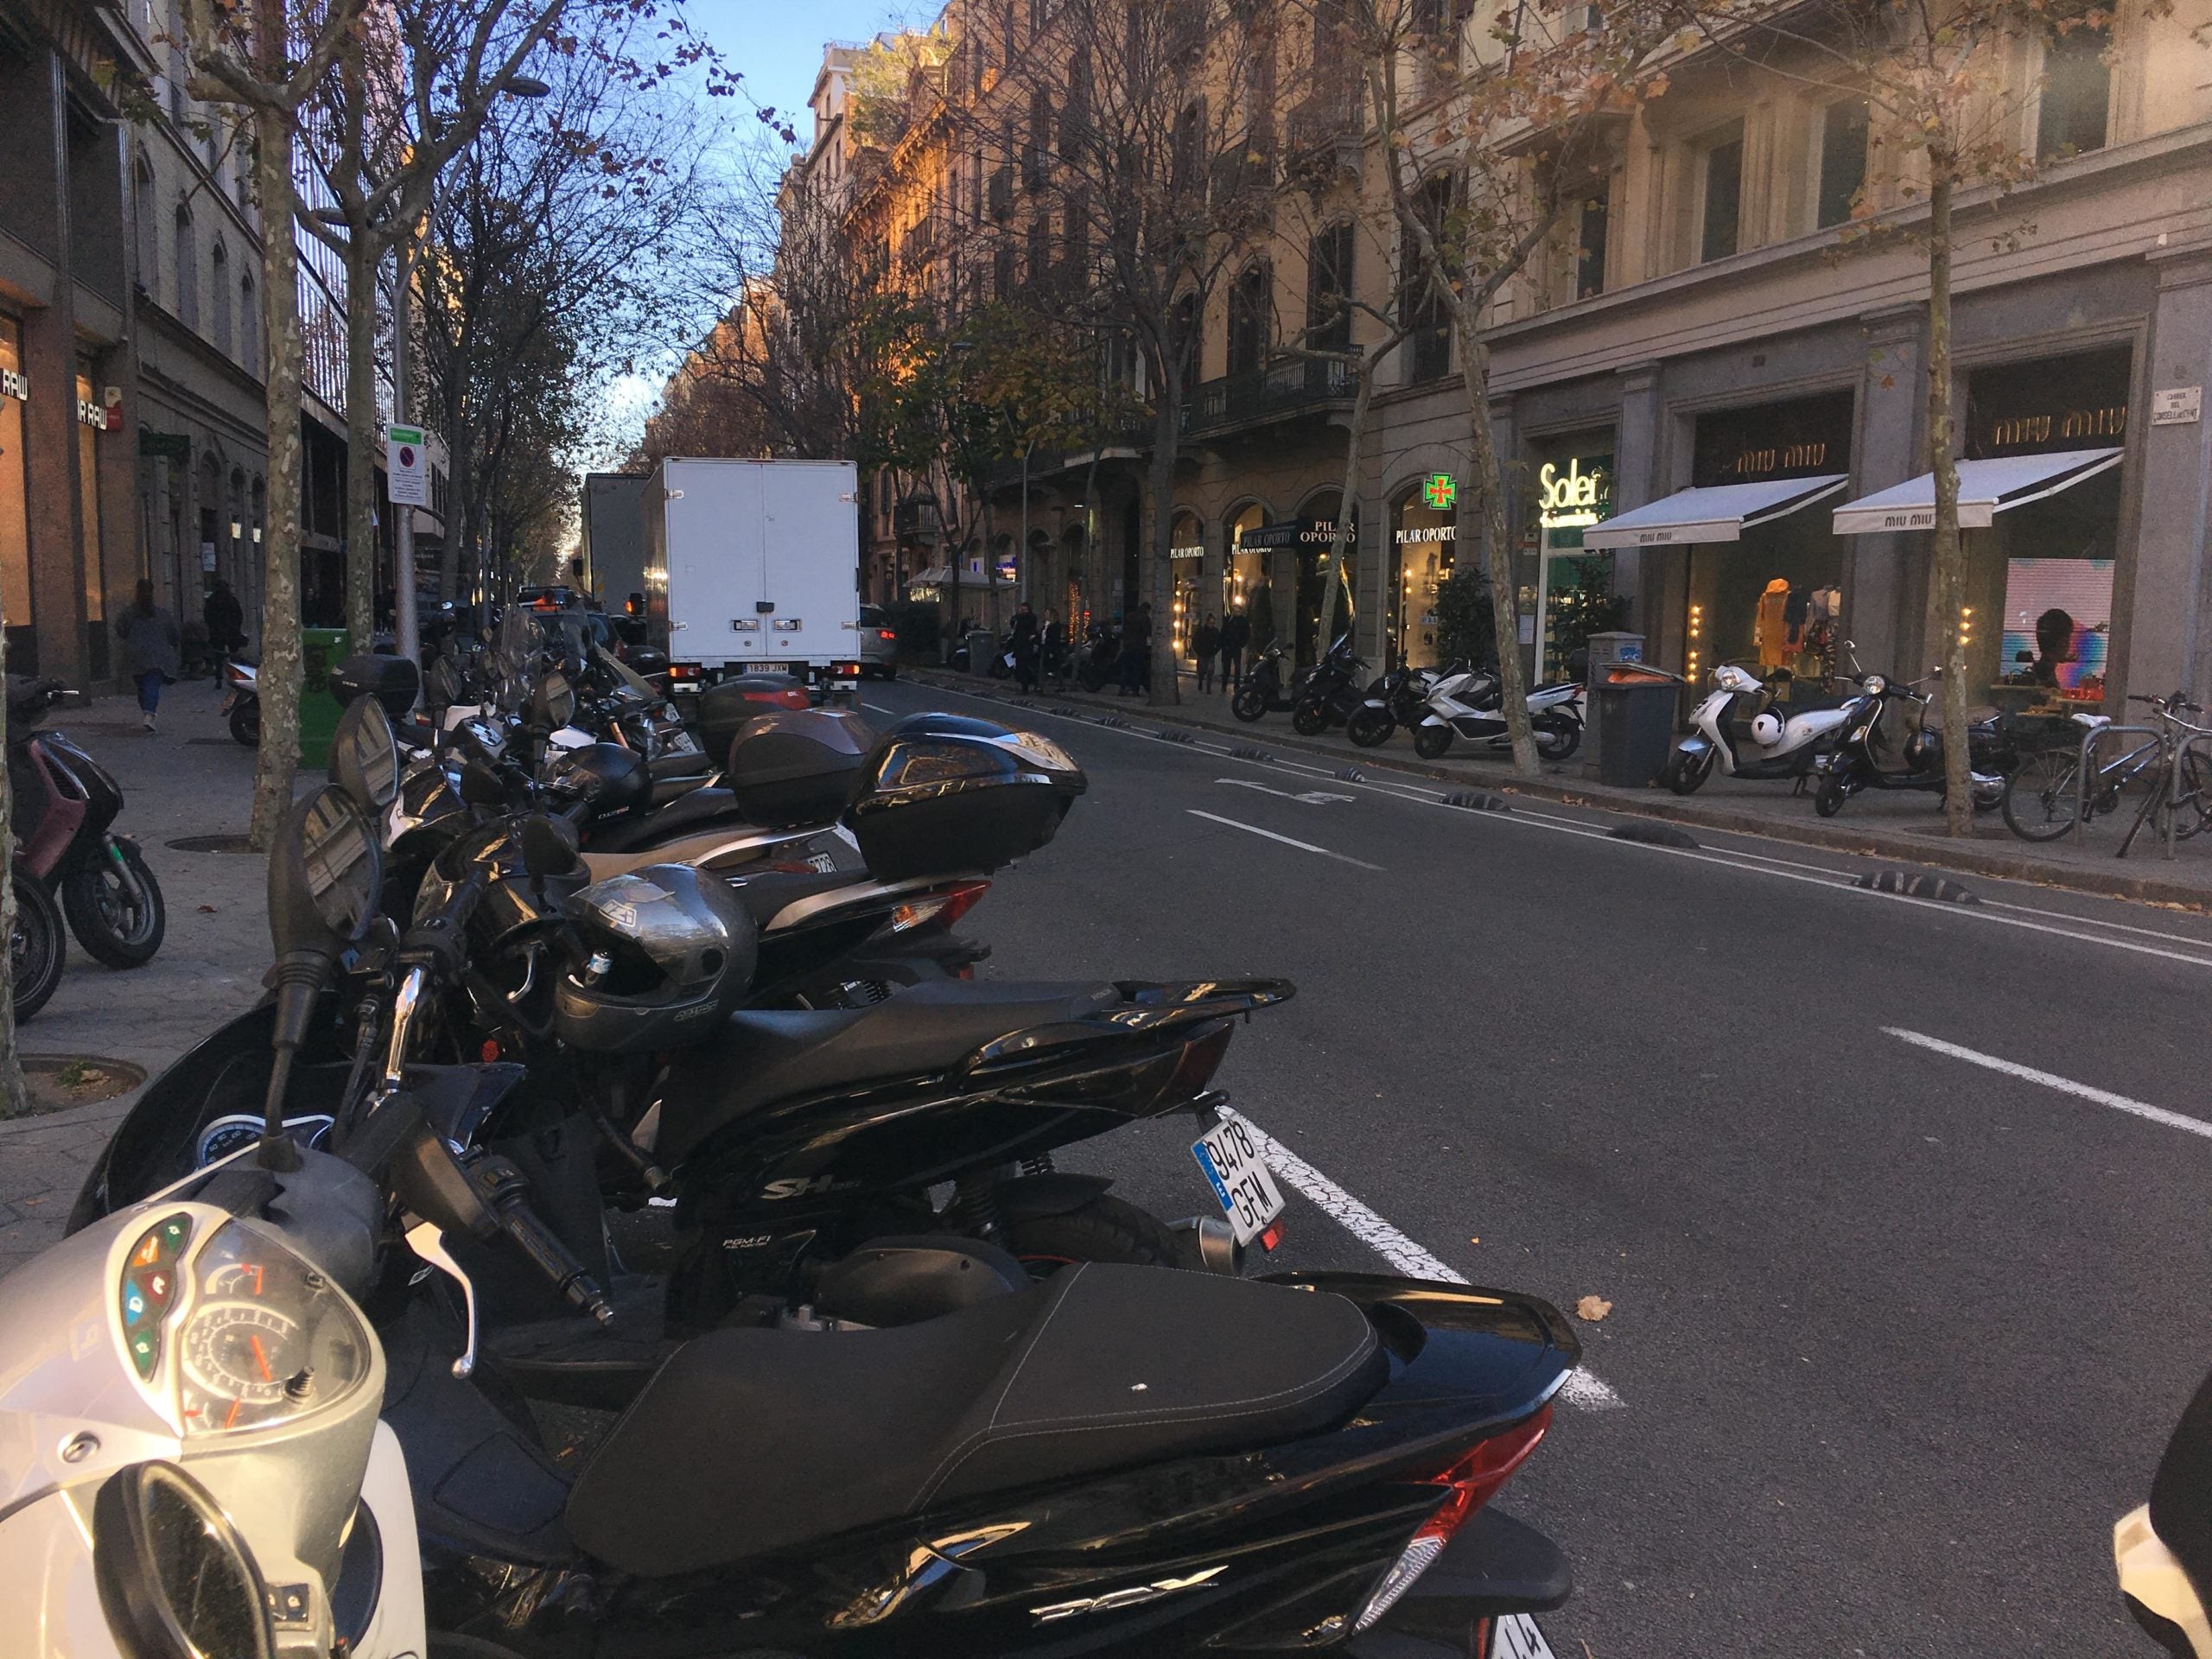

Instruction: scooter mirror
[92,1461,276,1659]
[459,760,509,808]
[519,813,582,881]
[329,696,401,813]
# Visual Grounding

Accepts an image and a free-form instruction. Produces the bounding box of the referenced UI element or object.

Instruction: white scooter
[0,1154,426,1659]
[1661,661,1856,795]
[1411,664,1585,761]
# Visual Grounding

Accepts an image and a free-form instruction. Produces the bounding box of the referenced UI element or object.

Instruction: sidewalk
[908,664,2212,912]
[0,677,273,1280]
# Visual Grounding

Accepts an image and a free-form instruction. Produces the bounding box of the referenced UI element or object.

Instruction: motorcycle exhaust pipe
[1169,1215,1240,1275]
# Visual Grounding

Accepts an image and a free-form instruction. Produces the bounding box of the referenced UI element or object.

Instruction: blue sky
[686,0,919,143]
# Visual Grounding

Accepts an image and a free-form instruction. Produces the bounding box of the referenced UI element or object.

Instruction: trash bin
[298,626,351,768]
[1590,659,1684,788]
[966,629,999,677]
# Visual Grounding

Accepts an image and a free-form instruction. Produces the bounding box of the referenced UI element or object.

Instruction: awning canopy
[1830,447,2122,535]
[1579,476,1847,550]
[906,566,955,587]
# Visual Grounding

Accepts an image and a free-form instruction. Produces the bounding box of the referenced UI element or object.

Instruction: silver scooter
[1411,664,1586,761]
[1662,660,1858,795]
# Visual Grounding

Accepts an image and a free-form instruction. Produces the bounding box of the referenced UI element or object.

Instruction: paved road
[865,677,2212,1659]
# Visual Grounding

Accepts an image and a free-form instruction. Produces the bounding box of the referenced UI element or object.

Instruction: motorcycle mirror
[518,813,581,882]
[458,760,509,807]
[263,788,380,1166]
[329,696,401,813]
[533,670,576,729]
[93,1462,276,1659]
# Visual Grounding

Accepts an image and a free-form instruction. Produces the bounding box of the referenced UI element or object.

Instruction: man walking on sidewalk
[115,579,180,733]
[1221,608,1249,693]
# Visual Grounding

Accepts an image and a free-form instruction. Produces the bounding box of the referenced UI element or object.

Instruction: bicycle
[2116,693,2212,856]
[2000,708,2164,842]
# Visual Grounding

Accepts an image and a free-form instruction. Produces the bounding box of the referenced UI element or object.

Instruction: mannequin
[1755,577,1791,671]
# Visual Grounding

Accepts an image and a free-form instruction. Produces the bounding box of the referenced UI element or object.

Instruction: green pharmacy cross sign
[1422,474,1457,512]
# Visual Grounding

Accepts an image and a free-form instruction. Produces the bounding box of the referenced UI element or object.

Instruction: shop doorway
[1294,493,1354,666]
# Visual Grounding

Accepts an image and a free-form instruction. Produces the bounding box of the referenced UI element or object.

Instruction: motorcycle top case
[695,675,813,767]
[844,714,1086,880]
[722,709,874,828]
[327,652,422,718]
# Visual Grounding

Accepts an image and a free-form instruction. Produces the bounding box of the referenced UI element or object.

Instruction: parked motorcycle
[1348,661,1438,748]
[1411,665,1585,761]
[69,754,1586,1659]
[1813,671,2013,817]
[1662,661,1856,795]
[1231,641,1305,721]
[1291,638,1370,736]
[219,653,258,746]
[8,861,64,1021]
[10,676,166,968]
[2118,1365,2212,1657]
[1071,621,1120,692]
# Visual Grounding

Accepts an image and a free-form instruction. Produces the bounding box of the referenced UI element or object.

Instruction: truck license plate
[1191,1118,1285,1246]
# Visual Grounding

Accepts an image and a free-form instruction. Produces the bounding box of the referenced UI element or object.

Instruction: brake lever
[404,1217,479,1379]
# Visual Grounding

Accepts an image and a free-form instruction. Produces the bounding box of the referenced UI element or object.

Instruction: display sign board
[1693,393,1853,488]
[1966,349,2130,459]
[386,424,429,505]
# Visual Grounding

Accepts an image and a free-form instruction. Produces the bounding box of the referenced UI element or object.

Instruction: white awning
[906,566,955,587]
[1829,448,2123,535]
[1579,476,1848,550]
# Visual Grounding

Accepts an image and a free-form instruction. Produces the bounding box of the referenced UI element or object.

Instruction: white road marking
[1185,810,1383,870]
[862,702,898,715]
[1216,777,1357,805]
[1883,1027,2212,1142]
[1223,1108,1624,1410]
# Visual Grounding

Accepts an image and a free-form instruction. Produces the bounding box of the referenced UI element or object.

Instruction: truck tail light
[876,629,897,642]
[670,663,701,683]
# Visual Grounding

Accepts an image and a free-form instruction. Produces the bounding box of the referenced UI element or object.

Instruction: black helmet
[551,864,756,1054]
[543,741,649,818]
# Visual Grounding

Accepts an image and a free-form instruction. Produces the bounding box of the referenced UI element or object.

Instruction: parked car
[858,604,900,680]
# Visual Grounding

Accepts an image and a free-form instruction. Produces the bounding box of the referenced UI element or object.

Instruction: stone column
[1848,307,1925,678]
[2133,238,2212,708]
[22,48,86,685]
[1611,360,1662,635]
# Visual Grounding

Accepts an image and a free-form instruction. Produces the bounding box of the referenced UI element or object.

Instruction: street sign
[2152,386,2202,427]
[387,423,429,505]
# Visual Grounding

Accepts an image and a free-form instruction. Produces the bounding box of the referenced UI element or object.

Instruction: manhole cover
[167,834,257,854]
[18,1055,147,1116]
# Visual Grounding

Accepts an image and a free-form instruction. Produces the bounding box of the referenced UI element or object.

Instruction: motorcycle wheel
[1413,724,1453,760]
[1230,686,1269,722]
[228,698,258,747]
[62,841,166,969]
[988,656,1011,680]
[1078,663,1108,694]
[1815,772,1852,818]
[1534,712,1582,761]
[11,869,65,1022]
[1001,1195,1187,1277]
[1290,700,1329,738]
[1346,707,1395,748]
[1664,748,1713,796]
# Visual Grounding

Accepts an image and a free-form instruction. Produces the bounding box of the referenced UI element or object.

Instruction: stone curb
[904,667,2212,914]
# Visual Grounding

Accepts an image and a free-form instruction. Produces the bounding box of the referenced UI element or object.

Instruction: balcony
[1284,88,1363,183]
[899,218,937,269]
[1184,355,1354,436]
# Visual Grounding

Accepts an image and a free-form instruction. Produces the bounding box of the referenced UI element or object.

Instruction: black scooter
[1293,637,1371,736]
[1814,671,2013,818]
[1230,641,1303,721]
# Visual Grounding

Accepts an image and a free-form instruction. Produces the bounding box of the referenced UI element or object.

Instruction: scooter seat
[589,787,749,854]
[655,980,1122,1162]
[564,1263,1384,1574]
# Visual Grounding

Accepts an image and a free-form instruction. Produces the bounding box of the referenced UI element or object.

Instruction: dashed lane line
[1185,810,1384,871]
[1222,1107,1625,1412]
[1883,1027,2212,1143]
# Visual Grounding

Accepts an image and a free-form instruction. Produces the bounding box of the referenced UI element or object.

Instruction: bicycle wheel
[2177,750,2212,840]
[2000,747,2082,842]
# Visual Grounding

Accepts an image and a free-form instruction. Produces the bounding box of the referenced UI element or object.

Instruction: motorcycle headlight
[93,1461,275,1659]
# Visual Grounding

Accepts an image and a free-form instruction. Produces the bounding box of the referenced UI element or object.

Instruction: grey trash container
[1591,660,1686,787]
[966,629,1000,676]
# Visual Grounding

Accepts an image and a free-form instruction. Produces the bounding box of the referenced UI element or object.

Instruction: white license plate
[1191,1118,1285,1246]
[1491,1614,1556,1659]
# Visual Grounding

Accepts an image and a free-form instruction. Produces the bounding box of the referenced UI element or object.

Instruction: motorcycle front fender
[1674,734,1713,758]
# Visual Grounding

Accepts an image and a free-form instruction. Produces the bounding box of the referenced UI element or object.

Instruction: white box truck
[641,457,862,696]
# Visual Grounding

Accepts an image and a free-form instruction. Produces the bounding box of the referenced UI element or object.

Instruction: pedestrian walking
[1008,601,1040,692]
[1040,609,1065,682]
[202,576,245,655]
[1221,608,1249,693]
[1194,612,1221,693]
[115,579,180,733]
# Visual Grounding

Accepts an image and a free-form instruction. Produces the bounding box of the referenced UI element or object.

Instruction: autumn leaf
[1575,1295,1613,1322]
[196,905,219,913]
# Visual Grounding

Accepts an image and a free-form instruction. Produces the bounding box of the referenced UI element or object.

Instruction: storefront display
[1170,511,1205,664]
[1532,450,1614,683]
[75,366,106,679]
[1225,503,1267,623]
[1999,556,2113,702]
[1390,484,1455,669]
[0,318,31,670]
[1237,503,1352,665]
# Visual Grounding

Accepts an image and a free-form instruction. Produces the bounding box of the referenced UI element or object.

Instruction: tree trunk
[1145,374,1180,706]
[1927,162,1971,836]
[1317,354,1375,655]
[1456,317,1538,774]
[343,226,379,645]
[0,620,28,1119]
[250,99,304,852]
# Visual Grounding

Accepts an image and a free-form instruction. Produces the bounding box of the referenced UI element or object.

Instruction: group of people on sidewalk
[976,601,1263,699]
[106,576,247,733]
[1189,611,1253,696]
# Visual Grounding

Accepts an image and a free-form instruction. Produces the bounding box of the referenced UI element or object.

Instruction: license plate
[1191,1118,1285,1246]
[1491,1614,1556,1659]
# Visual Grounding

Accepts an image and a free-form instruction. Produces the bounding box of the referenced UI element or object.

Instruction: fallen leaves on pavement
[1575,1295,1613,1322]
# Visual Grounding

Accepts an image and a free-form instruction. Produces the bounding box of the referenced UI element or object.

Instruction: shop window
[1227,262,1271,376]
[1698,121,1744,264]
[1573,189,1608,299]
[132,158,158,293]
[210,239,232,356]
[0,319,32,664]
[239,273,257,376]
[2037,19,2111,160]
[76,367,106,676]
[1306,223,1353,353]
[1816,99,1869,229]
[173,204,196,328]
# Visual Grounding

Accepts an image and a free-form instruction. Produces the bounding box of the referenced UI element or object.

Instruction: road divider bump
[1335,766,1366,782]
[1855,868,1980,905]
[1230,745,1274,761]
[1156,729,1197,744]
[1094,714,1135,729]
[1443,791,1512,812]
[1609,822,1700,849]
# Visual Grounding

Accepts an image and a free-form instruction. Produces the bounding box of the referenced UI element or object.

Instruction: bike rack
[2075,722,2158,845]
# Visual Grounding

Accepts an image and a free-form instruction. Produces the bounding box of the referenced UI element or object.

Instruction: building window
[210,240,232,355]
[1306,223,1354,353]
[993,243,1015,301]
[1816,99,1869,229]
[1699,120,1745,264]
[1026,213,1052,290]
[1173,290,1202,387]
[1574,189,1609,299]
[2037,19,2111,160]
[1403,173,1453,383]
[174,205,197,328]
[239,274,257,374]
[1227,261,1271,375]
[133,159,158,294]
